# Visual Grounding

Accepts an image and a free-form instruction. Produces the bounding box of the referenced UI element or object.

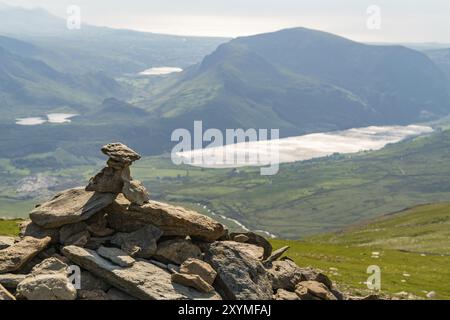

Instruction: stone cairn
[0,142,355,300]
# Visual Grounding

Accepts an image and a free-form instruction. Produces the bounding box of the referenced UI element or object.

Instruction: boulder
[17,274,77,300]
[59,222,88,245]
[85,212,115,237]
[106,195,226,241]
[122,179,150,205]
[295,281,337,300]
[204,241,273,300]
[30,187,116,228]
[0,236,51,274]
[155,239,202,265]
[180,258,217,285]
[16,258,77,300]
[29,257,68,275]
[19,220,59,244]
[97,246,135,267]
[101,142,141,166]
[0,273,26,289]
[86,167,124,193]
[298,266,333,289]
[111,225,162,258]
[171,272,214,293]
[62,245,221,300]
[225,242,264,260]
[230,232,272,259]
[274,288,300,300]
[0,283,15,300]
[267,259,304,291]
[0,236,15,250]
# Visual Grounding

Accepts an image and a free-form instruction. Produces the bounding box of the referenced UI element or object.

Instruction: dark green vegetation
[136,28,450,137]
[271,202,450,299]
[0,42,126,119]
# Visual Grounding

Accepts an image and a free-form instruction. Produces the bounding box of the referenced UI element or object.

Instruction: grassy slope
[0,219,21,236]
[271,203,450,299]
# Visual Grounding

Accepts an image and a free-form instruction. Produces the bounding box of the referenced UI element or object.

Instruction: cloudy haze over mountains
[1,0,450,42]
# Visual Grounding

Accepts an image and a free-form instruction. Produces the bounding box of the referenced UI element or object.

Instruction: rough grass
[270,203,450,300]
[0,219,21,236]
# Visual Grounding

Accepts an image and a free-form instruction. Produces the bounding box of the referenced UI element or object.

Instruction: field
[271,203,450,299]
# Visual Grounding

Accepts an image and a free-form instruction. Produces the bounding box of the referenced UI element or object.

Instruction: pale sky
[2,0,450,43]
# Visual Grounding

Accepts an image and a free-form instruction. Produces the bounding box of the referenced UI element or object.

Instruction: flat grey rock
[62,245,221,300]
[30,187,115,228]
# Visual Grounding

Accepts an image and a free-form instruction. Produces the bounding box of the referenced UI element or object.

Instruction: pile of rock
[0,143,347,300]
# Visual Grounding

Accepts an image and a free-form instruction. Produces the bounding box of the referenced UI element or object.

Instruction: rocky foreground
[1,143,362,300]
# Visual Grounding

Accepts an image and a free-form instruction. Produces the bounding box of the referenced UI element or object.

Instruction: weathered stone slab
[0,236,51,274]
[86,166,124,193]
[30,187,115,228]
[62,245,221,300]
[106,195,226,241]
[97,246,135,267]
[180,258,217,285]
[204,241,273,300]
[101,142,141,165]
[16,257,77,300]
[111,225,162,258]
[155,239,202,265]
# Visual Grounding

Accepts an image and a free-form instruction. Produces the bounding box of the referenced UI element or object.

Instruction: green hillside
[270,203,450,299]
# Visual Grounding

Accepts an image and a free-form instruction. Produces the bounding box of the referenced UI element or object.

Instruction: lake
[138,67,183,76]
[15,113,78,126]
[175,125,433,168]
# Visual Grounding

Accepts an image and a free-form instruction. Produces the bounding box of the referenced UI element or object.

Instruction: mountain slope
[0,4,227,76]
[426,48,450,78]
[0,44,126,119]
[271,203,450,299]
[140,28,450,135]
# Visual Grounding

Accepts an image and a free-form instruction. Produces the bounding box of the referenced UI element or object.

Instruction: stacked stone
[86,142,150,205]
[0,143,353,301]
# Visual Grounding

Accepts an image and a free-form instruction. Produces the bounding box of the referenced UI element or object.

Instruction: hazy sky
[2,0,450,42]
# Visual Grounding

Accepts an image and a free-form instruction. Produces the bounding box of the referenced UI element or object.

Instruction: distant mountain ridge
[0,3,228,76]
[0,43,126,119]
[140,28,450,136]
